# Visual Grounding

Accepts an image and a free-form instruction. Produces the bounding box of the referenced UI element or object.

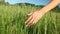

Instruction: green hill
[0,3,60,34]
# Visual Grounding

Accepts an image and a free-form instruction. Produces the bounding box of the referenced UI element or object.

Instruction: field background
[0,2,60,34]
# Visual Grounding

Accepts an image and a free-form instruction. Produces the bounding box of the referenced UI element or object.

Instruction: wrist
[38,10,47,15]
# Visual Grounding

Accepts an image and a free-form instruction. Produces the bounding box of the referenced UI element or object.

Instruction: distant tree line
[15,3,45,7]
[16,3,35,6]
[0,0,45,7]
[0,0,5,4]
[0,0,9,5]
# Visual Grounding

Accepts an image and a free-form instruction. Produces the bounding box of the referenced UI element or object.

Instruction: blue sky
[5,0,60,7]
[5,0,51,5]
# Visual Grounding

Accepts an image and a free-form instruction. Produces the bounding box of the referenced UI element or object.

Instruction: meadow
[0,4,60,34]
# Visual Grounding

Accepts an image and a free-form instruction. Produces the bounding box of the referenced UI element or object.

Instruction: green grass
[0,5,60,34]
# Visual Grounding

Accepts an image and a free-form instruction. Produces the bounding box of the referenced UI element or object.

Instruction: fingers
[26,18,34,27]
[28,13,32,16]
[28,12,34,16]
[29,20,36,27]
[27,20,37,27]
[25,16,32,24]
[26,18,38,27]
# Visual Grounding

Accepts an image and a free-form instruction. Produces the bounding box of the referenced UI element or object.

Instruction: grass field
[0,5,60,34]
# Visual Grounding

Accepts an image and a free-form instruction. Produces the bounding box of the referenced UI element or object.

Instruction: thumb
[28,12,34,16]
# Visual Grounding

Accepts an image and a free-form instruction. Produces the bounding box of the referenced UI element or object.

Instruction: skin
[25,0,60,27]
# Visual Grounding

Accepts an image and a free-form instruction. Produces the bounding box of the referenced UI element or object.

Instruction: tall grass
[0,5,60,34]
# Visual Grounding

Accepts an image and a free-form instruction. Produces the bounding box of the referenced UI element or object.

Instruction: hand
[25,10,44,27]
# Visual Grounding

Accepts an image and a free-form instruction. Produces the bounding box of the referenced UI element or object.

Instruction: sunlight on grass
[0,5,60,34]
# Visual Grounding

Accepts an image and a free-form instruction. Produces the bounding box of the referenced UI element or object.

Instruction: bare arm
[39,0,60,14]
[25,0,60,27]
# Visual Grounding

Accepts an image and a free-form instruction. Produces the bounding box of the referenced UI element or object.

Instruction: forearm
[39,0,60,14]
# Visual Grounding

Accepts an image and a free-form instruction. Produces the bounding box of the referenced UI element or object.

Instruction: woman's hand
[25,0,60,27]
[25,10,44,27]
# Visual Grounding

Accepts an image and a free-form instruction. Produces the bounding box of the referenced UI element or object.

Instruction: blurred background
[0,0,60,34]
